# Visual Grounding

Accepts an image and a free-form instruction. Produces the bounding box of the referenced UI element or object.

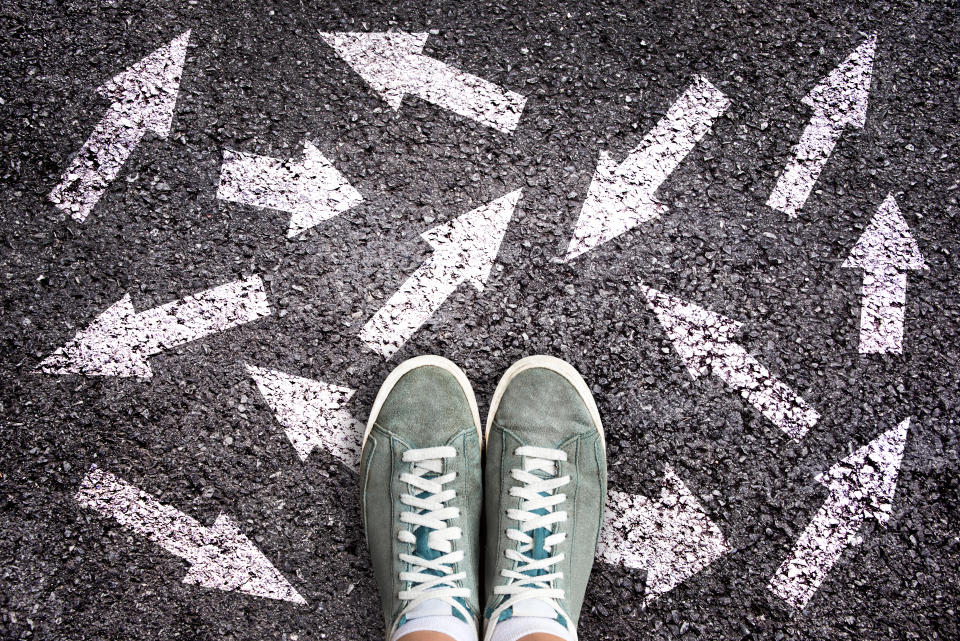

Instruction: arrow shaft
[406,54,526,133]
[768,492,864,610]
[217,151,303,213]
[767,112,846,216]
[857,271,908,354]
[359,254,463,359]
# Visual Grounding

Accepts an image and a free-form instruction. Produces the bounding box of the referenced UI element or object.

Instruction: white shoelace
[396,446,471,629]
[486,446,571,640]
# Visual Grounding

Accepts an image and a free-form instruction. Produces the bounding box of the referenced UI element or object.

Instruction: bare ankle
[517,634,567,641]
[396,632,459,641]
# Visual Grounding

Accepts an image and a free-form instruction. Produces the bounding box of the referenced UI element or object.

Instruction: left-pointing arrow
[76,466,305,604]
[49,31,191,222]
[359,189,521,359]
[217,140,363,238]
[39,275,271,379]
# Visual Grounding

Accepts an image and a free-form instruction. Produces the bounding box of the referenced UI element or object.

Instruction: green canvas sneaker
[360,355,483,640]
[482,355,606,641]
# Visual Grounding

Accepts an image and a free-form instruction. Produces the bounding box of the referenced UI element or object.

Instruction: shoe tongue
[405,598,454,619]
[510,599,561,620]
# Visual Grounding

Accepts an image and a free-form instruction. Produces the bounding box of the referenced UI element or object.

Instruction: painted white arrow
[246,364,363,466]
[319,31,526,133]
[359,189,521,359]
[49,31,191,222]
[598,465,729,603]
[767,35,877,216]
[842,194,926,354]
[643,286,820,440]
[217,141,362,238]
[76,466,305,604]
[39,275,271,379]
[769,418,910,610]
[565,76,730,261]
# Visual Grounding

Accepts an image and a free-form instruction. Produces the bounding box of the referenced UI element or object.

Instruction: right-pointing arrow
[565,76,730,261]
[643,285,820,440]
[216,140,362,238]
[767,35,877,216]
[359,189,521,359]
[76,466,305,604]
[769,418,910,610]
[843,194,926,354]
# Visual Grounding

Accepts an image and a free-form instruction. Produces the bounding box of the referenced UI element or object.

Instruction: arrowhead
[182,514,306,604]
[246,364,363,467]
[420,189,521,290]
[286,141,363,238]
[598,465,729,603]
[99,30,191,136]
[641,286,742,379]
[803,34,876,128]
[320,31,428,110]
[564,151,667,261]
[817,418,910,524]
[843,194,926,272]
[38,294,153,379]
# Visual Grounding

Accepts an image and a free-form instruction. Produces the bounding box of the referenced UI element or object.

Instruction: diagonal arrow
[216,140,363,238]
[319,31,527,133]
[359,189,521,359]
[39,275,271,379]
[767,35,877,217]
[643,285,820,440]
[49,31,191,222]
[76,466,305,604]
[769,418,910,610]
[598,465,729,603]
[565,76,730,261]
[842,194,926,354]
[245,364,363,466]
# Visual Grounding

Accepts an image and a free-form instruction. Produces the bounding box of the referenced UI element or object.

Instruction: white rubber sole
[485,354,605,448]
[362,354,482,449]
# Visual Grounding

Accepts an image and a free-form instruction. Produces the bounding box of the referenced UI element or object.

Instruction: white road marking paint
[598,465,729,603]
[359,189,521,359]
[217,140,362,238]
[767,35,877,217]
[643,285,820,440]
[49,31,191,222]
[769,418,910,610]
[842,194,926,354]
[245,364,363,467]
[76,466,305,604]
[565,76,730,261]
[319,31,527,133]
[40,275,271,379]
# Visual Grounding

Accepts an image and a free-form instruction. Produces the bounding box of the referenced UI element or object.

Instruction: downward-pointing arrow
[643,286,820,440]
[76,466,305,604]
[39,275,271,379]
[246,364,363,467]
[217,140,363,238]
[769,418,910,610]
[598,465,729,603]
[843,194,926,354]
[320,31,527,133]
[49,31,191,222]
[359,190,521,359]
[767,35,877,216]
[565,76,730,261]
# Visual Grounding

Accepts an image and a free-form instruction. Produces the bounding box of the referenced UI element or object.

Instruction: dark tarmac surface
[2,1,959,639]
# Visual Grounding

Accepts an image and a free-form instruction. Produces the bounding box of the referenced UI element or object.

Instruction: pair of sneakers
[360,355,607,641]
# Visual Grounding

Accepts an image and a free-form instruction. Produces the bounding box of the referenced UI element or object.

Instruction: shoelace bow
[488,445,570,635]
[396,446,471,627]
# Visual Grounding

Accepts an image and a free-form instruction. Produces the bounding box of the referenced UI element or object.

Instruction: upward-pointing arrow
[359,190,521,359]
[843,194,926,354]
[320,31,527,133]
[767,35,877,216]
[769,418,910,610]
[49,31,191,222]
[76,466,305,604]
[565,76,730,261]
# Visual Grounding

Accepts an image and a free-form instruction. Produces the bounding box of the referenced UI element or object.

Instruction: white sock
[487,600,573,641]
[391,599,478,641]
